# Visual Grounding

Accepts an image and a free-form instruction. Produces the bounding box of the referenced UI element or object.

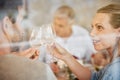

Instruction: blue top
[91,57,120,80]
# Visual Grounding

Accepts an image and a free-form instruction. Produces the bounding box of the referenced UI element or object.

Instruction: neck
[107,47,113,58]
[106,47,114,62]
[107,40,120,61]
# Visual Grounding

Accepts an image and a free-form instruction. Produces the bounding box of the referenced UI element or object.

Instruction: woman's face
[91,13,119,51]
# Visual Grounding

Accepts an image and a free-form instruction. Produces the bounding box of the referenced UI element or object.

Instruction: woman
[48,4,120,80]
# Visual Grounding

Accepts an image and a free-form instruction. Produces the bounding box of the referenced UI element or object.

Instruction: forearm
[63,55,92,80]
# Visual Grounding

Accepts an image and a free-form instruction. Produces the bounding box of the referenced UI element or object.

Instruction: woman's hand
[13,48,39,60]
[48,43,91,80]
[47,43,72,61]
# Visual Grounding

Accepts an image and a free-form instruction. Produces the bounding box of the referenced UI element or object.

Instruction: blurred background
[0,0,120,31]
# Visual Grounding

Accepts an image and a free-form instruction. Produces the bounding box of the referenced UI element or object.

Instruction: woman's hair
[97,4,120,29]
[55,5,75,19]
[97,4,120,58]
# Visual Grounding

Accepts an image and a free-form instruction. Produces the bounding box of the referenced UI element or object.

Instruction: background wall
[28,0,120,30]
[0,0,120,30]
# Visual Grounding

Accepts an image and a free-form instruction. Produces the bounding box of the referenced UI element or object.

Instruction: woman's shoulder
[102,57,120,80]
[108,57,120,71]
[109,57,120,68]
[91,58,120,80]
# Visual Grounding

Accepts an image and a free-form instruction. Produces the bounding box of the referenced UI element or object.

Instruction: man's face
[53,14,70,27]
[53,13,73,37]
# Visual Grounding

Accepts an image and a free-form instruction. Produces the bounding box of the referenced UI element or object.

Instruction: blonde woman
[48,4,120,80]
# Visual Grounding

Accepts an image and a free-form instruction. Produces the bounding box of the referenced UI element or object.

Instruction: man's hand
[13,48,39,60]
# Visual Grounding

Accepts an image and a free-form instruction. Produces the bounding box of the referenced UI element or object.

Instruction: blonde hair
[55,5,75,19]
[97,4,120,29]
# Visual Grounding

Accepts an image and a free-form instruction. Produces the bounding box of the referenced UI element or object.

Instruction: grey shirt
[0,54,57,80]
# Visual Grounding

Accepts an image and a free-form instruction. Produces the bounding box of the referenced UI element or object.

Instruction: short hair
[55,5,75,19]
[0,0,22,20]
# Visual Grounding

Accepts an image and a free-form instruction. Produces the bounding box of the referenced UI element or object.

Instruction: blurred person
[53,5,94,61]
[48,4,120,80]
[39,5,95,63]
[0,23,57,80]
[0,1,40,60]
[0,22,56,80]
[0,27,55,79]
[0,21,39,60]
[0,0,29,52]
[0,54,57,80]
[39,5,95,80]
[0,3,57,79]
[2,6,27,52]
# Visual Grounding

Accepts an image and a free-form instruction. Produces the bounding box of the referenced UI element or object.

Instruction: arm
[48,43,92,80]
[64,55,91,80]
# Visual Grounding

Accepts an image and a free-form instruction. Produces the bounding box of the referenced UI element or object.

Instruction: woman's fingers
[47,44,61,59]
[47,43,68,59]
[55,43,68,54]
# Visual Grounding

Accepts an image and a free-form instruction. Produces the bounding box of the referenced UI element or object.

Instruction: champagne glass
[40,24,57,62]
[29,24,57,62]
[30,24,55,48]
[29,27,42,49]
[40,24,56,46]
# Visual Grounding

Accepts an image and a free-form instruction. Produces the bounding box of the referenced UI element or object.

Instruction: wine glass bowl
[40,24,56,46]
